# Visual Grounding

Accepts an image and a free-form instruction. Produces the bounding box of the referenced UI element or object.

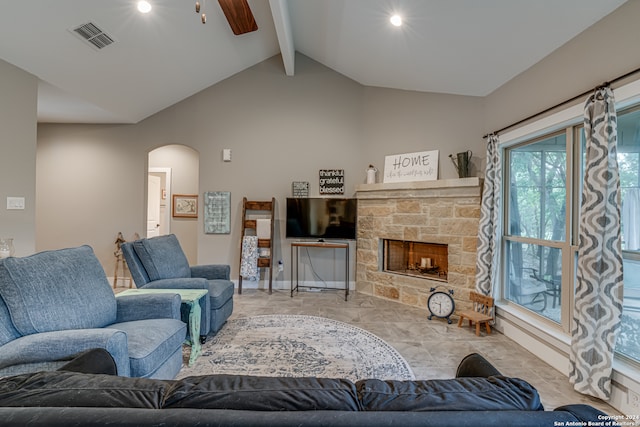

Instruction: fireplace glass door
[383,239,448,282]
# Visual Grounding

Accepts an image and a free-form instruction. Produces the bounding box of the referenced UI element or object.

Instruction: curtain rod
[482,66,640,140]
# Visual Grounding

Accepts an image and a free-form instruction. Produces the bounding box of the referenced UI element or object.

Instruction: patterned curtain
[570,87,623,400]
[475,134,501,296]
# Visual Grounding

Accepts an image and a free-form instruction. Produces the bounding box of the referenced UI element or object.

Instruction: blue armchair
[0,245,186,379]
[121,234,234,338]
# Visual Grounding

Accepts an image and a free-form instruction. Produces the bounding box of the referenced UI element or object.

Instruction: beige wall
[37,128,201,270]
[484,0,640,134]
[36,123,143,268]
[362,88,485,178]
[0,59,37,256]
[36,54,484,279]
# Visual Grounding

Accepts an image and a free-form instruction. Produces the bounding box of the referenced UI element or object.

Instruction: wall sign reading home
[383,150,438,183]
[319,169,344,195]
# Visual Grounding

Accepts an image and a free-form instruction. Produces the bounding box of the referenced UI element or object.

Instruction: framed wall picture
[292,181,309,198]
[172,194,198,218]
[204,191,231,234]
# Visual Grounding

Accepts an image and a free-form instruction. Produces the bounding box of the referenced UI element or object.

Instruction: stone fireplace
[355,178,482,313]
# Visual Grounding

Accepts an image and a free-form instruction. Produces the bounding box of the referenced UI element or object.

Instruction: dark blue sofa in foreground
[0,352,617,427]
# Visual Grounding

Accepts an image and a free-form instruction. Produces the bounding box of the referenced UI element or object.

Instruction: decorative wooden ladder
[238,197,275,294]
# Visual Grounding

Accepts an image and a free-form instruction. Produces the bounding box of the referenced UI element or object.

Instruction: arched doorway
[147,144,199,264]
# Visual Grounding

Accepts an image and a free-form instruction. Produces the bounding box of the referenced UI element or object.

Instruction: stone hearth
[355,178,482,314]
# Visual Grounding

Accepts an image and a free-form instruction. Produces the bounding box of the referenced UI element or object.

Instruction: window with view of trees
[502,106,640,361]
[504,133,567,324]
[608,107,640,362]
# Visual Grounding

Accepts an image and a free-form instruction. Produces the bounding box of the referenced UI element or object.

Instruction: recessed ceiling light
[390,14,402,27]
[137,1,152,13]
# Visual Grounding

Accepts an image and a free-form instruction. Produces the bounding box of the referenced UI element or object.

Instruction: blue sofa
[0,245,186,379]
[121,234,234,338]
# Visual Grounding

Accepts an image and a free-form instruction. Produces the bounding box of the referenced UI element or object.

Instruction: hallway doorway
[147,167,172,237]
[147,145,199,264]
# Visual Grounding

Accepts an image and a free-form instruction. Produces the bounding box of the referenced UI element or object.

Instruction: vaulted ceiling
[0,0,627,124]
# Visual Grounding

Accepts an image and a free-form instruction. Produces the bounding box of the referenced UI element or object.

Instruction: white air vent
[71,22,115,50]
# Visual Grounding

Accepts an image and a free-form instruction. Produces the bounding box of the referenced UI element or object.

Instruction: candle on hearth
[420,257,427,268]
[426,258,432,268]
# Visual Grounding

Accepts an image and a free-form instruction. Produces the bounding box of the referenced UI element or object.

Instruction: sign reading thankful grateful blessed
[383,150,439,183]
[319,169,345,194]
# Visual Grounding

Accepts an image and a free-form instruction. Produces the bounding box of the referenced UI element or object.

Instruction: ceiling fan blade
[218,0,258,35]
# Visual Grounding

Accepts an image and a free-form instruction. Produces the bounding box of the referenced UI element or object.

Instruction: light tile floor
[229,288,621,415]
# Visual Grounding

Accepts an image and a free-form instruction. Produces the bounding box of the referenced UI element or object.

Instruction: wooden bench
[457,291,494,336]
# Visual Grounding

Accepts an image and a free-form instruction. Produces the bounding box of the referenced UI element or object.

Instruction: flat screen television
[286,198,357,240]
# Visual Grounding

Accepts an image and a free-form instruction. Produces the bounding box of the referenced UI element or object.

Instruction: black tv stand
[290,241,349,301]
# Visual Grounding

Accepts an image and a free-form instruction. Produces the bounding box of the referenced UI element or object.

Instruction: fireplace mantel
[355,177,482,200]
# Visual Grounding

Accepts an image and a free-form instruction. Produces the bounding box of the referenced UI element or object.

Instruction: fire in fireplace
[383,239,448,282]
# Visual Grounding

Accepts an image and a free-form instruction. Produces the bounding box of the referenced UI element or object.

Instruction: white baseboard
[108,276,356,292]
[234,279,356,292]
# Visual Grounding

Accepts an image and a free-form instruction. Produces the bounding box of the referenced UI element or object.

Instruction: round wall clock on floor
[427,286,455,324]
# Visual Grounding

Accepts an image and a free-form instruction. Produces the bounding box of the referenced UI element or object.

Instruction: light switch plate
[222,148,232,162]
[7,197,25,210]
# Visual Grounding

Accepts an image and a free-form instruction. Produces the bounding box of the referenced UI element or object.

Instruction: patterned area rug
[176,314,415,381]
